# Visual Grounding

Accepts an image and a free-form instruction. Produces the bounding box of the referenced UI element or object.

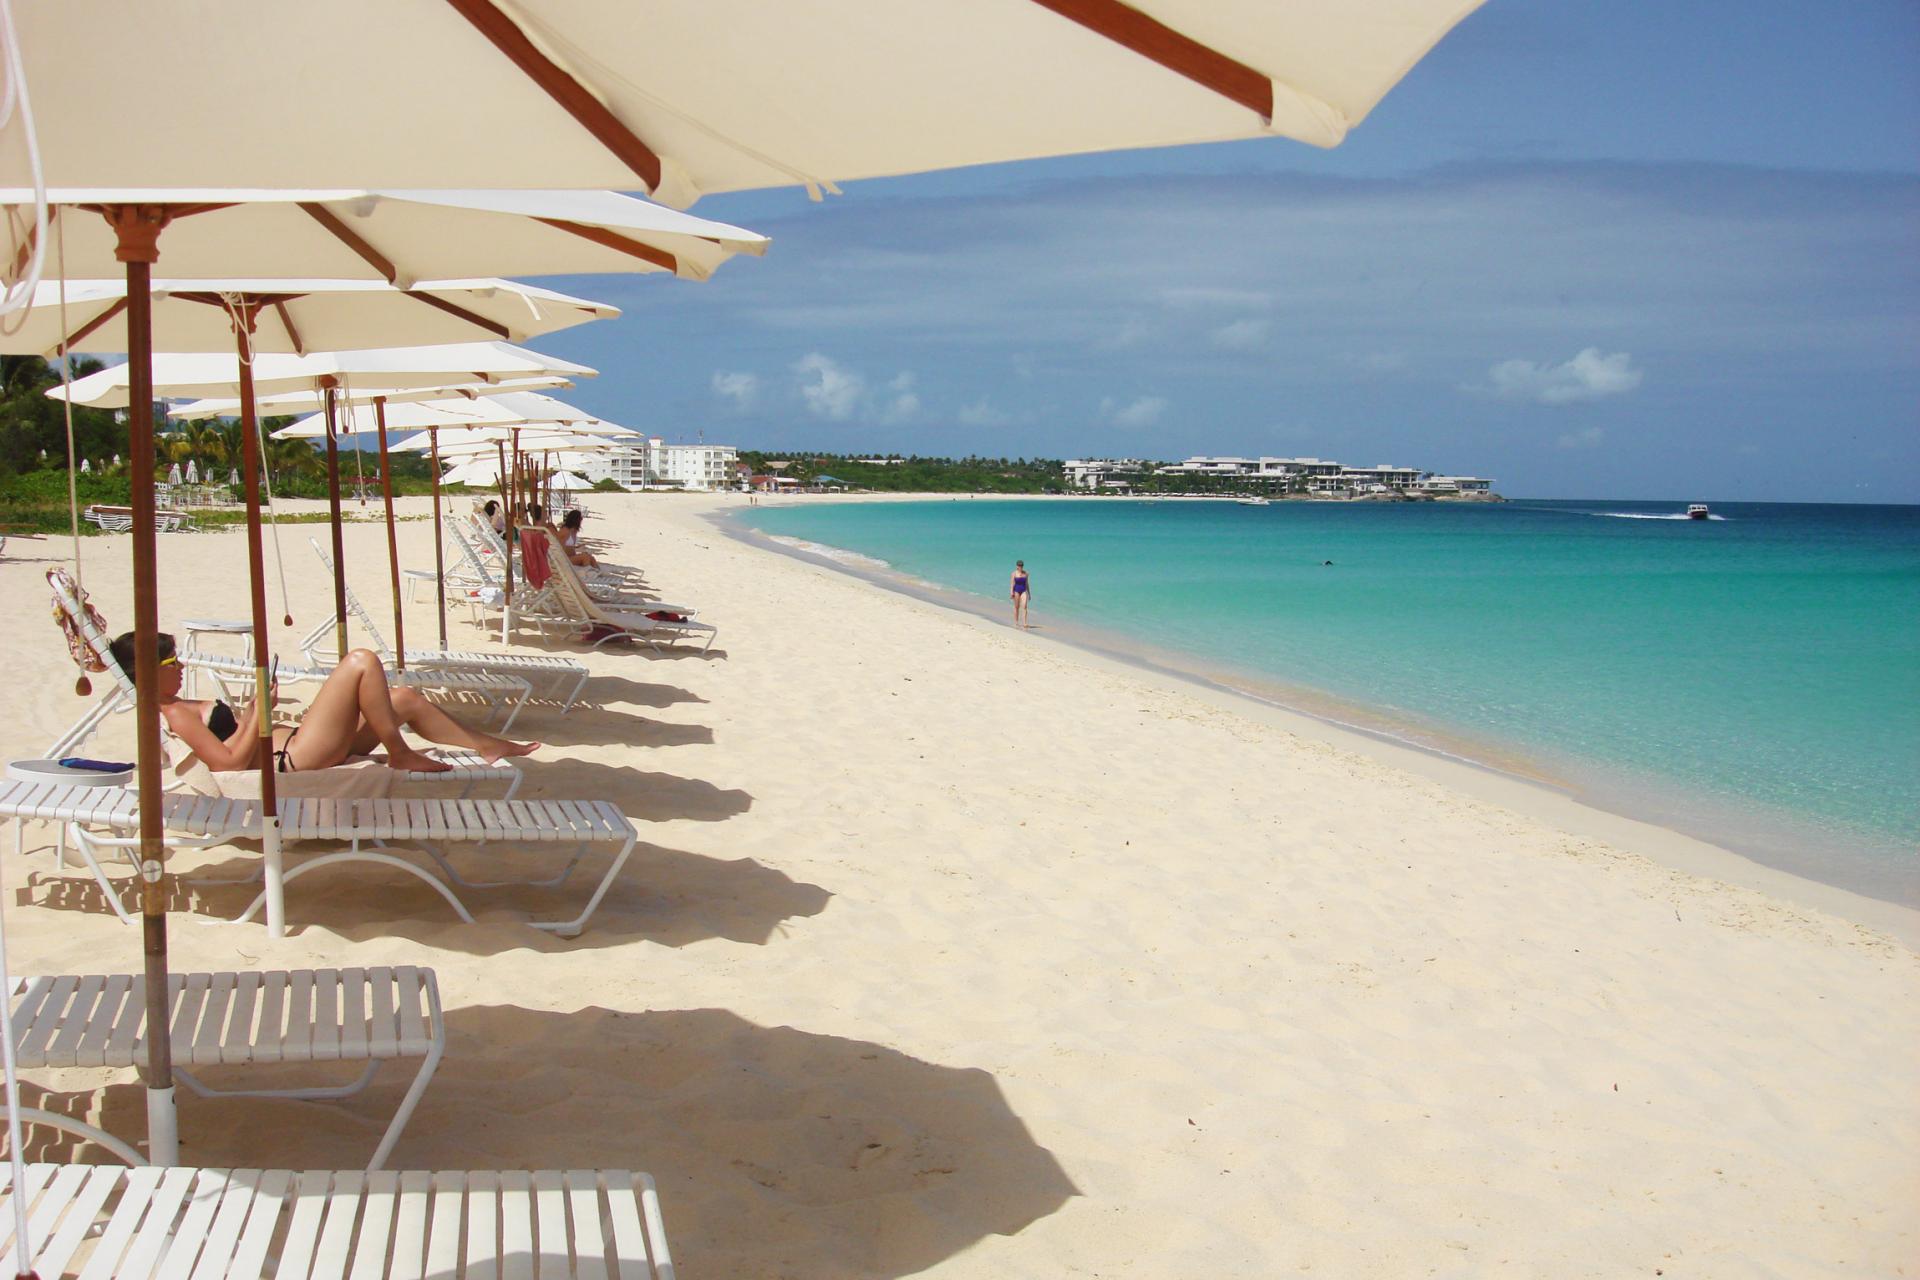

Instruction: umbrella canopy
[2,3,1487,204]
[169,376,577,421]
[50,343,596,407]
[423,430,633,459]
[0,188,767,282]
[13,277,618,358]
[278,391,614,439]
[548,470,594,491]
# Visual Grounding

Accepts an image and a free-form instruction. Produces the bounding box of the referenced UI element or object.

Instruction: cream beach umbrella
[168,375,578,421]
[11,277,618,356]
[1,3,1489,203]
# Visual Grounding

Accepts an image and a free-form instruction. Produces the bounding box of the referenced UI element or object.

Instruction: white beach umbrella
[50,343,596,409]
[2,4,1489,203]
[0,188,767,284]
[166,462,181,485]
[169,376,577,422]
[276,391,613,440]
[548,471,594,492]
[12,277,618,359]
[184,460,198,485]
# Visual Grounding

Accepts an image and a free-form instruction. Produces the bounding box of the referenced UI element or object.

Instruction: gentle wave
[766,534,892,569]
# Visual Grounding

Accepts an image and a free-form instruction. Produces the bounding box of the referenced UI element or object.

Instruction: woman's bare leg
[388,686,540,765]
[285,650,449,773]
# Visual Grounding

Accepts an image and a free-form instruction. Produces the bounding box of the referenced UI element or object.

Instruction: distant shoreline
[715,495,1920,945]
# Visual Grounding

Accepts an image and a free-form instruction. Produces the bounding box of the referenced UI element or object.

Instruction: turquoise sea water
[730,498,1920,904]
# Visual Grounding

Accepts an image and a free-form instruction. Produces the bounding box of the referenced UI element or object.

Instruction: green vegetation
[739,451,1065,494]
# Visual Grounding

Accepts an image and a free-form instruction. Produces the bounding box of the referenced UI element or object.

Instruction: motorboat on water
[1236,496,1271,507]
[1686,503,1711,520]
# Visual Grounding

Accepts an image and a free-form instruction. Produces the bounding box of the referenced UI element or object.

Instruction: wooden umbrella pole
[321,382,349,659]
[496,439,514,613]
[429,427,447,651]
[108,205,178,1165]
[374,397,405,670]
[234,317,285,939]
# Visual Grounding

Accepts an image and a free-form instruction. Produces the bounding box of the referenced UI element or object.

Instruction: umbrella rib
[59,297,129,353]
[534,217,677,273]
[405,291,512,340]
[273,301,308,356]
[299,202,400,284]
[443,0,665,194]
[1025,0,1275,122]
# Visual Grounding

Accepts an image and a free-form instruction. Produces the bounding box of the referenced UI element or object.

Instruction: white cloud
[1484,348,1643,404]
[710,370,758,409]
[1557,426,1606,450]
[1100,395,1168,428]
[957,400,1013,427]
[881,372,920,424]
[1210,317,1271,351]
[792,352,864,420]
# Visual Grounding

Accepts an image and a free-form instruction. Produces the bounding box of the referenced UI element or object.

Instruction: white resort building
[571,438,741,492]
[1068,454,1495,497]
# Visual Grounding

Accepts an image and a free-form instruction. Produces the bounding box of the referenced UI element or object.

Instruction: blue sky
[525,0,1919,502]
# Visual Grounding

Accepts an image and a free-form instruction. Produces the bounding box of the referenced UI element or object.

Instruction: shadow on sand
[14,1009,1076,1277]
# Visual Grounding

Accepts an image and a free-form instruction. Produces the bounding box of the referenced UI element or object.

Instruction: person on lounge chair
[558,509,600,569]
[109,631,540,775]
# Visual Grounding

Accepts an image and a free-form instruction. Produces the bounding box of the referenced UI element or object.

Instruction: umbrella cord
[0,0,47,328]
[216,292,296,625]
[55,218,91,697]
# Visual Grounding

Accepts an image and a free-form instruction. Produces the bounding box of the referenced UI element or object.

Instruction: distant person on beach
[483,499,506,536]
[1010,559,1031,629]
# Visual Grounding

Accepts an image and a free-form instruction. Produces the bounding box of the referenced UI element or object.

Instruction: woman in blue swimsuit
[1009,559,1031,630]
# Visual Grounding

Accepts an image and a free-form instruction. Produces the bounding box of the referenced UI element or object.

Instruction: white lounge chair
[0,780,640,938]
[521,531,717,655]
[46,570,522,799]
[304,540,590,715]
[81,505,193,534]
[0,1164,674,1278]
[7,967,443,1172]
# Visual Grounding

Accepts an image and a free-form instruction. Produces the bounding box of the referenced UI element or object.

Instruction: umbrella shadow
[572,674,707,710]
[6,1010,1078,1278]
[430,1007,1076,1277]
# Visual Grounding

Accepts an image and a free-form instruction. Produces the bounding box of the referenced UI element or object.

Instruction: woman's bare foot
[388,746,453,774]
[481,739,541,765]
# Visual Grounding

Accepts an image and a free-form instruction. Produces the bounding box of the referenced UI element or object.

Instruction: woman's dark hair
[527,503,544,524]
[562,509,583,530]
[108,630,175,680]
[482,500,498,516]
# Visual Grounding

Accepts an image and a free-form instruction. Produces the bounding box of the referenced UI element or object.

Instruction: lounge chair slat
[171,1165,256,1280]
[368,968,397,1058]
[34,1163,122,1278]
[601,1171,656,1280]
[425,1172,464,1278]
[465,1170,502,1280]
[566,1170,611,1280]
[228,1169,296,1279]
[225,971,262,1065]
[390,1170,433,1280]
[74,1164,169,1280]
[306,1169,362,1280]
[340,967,369,1061]
[314,969,343,1062]
[498,1171,534,1280]
[277,1169,336,1280]
[534,1170,570,1280]
[348,1171,399,1280]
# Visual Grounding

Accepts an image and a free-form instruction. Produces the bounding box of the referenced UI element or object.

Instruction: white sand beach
[1,492,1914,1278]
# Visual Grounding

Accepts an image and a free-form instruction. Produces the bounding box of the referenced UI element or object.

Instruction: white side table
[6,758,134,862]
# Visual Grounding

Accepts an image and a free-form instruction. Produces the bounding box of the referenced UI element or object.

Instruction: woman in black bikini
[1009,559,1031,630]
[109,632,539,775]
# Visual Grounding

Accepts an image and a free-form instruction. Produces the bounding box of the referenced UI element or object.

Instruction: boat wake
[1594,511,1728,521]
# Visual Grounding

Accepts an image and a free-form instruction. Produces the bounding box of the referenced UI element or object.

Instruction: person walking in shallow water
[1010,559,1032,629]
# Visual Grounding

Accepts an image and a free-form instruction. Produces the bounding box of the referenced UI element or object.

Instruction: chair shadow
[521,758,750,823]
[19,836,830,955]
[523,714,716,752]
[572,674,708,710]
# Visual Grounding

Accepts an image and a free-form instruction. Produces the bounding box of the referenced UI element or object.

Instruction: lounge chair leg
[233,851,478,927]
[366,993,444,1171]
[175,1059,380,1101]
[528,832,637,938]
[2,1107,147,1167]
